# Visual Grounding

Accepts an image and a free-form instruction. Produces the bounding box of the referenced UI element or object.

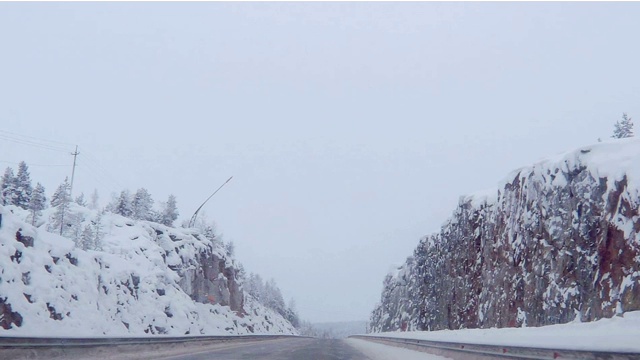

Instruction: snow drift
[372,310,640,353]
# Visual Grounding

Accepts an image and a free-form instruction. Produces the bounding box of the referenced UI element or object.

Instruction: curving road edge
[348,335,640,360]
[0,335,302,359]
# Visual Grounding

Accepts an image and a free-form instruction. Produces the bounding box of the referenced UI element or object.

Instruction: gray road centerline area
[155,338,371,360]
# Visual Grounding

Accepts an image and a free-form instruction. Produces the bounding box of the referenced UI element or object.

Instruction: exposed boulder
[0,297,23,329]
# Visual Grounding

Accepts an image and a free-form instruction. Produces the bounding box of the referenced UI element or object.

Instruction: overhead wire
[0,160,70,167]
[0,133,72,153]
[76,165,119,196]
[79,148,127,190]
[0,130,131,197]
[0,129,76,147]
[78,160,122,193]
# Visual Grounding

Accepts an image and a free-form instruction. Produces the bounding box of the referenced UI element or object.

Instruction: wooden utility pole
[69,145,79,198]
[60,145,79,235]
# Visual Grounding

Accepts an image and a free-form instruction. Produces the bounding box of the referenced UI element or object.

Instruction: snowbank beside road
[346,338,448,360]
[371,310,640,352]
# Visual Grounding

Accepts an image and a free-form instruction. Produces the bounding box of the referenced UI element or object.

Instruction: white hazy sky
[1,3,639,323]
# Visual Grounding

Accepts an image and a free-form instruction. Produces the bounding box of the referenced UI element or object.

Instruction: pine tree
[90,213,104,250]
[612,113,634,138]
[68,211,85,244]
[236,263,246,282]
[160,194,179,226]
[132,188,153,220]
[245,273,265,302]
[192,212,221,244]
[50,177,71,207]
[1,167,16,206]
[225,241,235,256]
[28,183,47,225]
[75,192,87,206]
[285,299,301,328]
[264,279,286,316]
[50,178,71,235]
[148,209,162,223]
[89,189,99,210]
[114,190,133,218]
[14,161,33,209]
[105,192,118,213]
[80,224,94,250]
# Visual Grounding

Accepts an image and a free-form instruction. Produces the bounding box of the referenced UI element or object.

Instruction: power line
[79,158,124,191]
[0,132,71,151]
[79,148,126,190]
[78,161,122,192]
[0,160,70,167]
[0,133,71,153]
[0,130,129,196]
[0,129,76,147]
[76,166,119,195]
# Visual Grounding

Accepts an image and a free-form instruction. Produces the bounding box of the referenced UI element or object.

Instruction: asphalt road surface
[157,338,371,360]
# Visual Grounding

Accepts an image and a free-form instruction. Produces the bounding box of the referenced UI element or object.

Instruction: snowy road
[146,337,446,360]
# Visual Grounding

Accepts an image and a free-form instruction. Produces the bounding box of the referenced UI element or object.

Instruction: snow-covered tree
[79,224,94,250]
[132,188,153,220]
[245,273,265,302]
[285,299,301,328]
[192,213,221,245]
[612,113,634,138]
[104,192,118,213]
[14,161,33,209]
[236,263,246,283]
[89,213,104,250]
[244,274,288,318]
[50,177,71,207]
[75,192,87,206]
[68,211,85,244]
[28,182,47,225]
[89,189,99,210]
[148,209,162,223]
[225,241,235,257]
[77,213,103,250]
[264,279,286,316]
[1,167,16,206]
[160,194,179,226]
[114,190,133,218]
[49,178,71,235]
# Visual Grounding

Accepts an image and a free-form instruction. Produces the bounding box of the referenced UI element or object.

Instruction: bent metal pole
[188,176,233,228]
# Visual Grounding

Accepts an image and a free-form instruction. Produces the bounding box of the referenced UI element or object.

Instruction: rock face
[154,228,244,313]
[183,250,243,312]
[370,141,640,332]
[0,206,297,336]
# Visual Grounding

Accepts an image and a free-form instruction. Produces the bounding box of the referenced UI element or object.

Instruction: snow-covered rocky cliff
[370,139,640,332]
[0,204,297,336]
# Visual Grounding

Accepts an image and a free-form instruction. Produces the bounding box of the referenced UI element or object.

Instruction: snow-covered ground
[346,338,449,360]
[0,204,296,336]
[369,310,640,352]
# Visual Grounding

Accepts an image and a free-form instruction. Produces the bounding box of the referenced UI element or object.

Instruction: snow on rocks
[0,205,297,336]
[371,138,640,333]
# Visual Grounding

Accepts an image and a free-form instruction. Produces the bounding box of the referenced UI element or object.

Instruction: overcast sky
[1,2,639,323]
